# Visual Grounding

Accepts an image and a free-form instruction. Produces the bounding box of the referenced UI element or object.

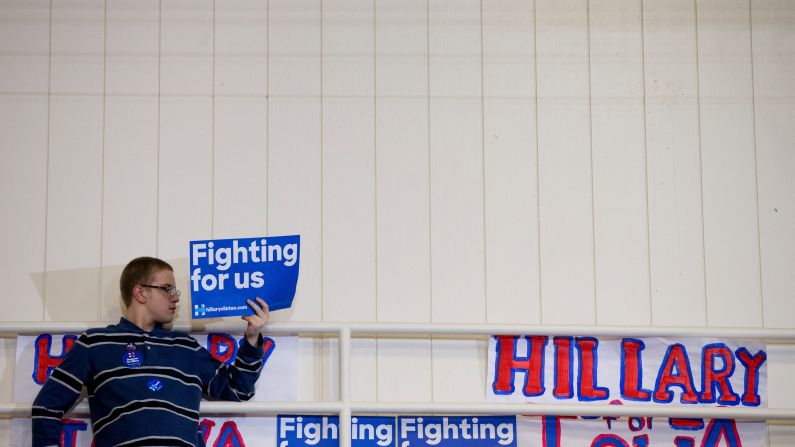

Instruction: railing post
[338,327,352,447]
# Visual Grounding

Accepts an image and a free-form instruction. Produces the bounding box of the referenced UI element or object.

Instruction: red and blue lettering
[542,416,561,447]
[492,335,548,396]
[700,343,739,405]
[621,338,652,402]
[260,337,276,363]
[32,334,77,385]
[700,419,742,447]
[735,347,766,407]
[553,336,574,399]
[673,437,695,447]
[654,344,699,404]
[669,418,705,431]
[632,434,649,447]
[200,419,217,443]
[213,421,247,447]
[590,434,630,447]
[60,419,88,447]
[208,334,239,365]
[576,337,609,401]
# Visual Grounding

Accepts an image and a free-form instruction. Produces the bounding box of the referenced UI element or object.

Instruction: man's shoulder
[80,324,198,345]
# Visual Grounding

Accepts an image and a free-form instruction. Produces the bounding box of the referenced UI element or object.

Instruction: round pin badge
[122,343,143,368]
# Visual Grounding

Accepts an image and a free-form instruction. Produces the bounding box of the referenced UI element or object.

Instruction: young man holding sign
[31,257,270,447]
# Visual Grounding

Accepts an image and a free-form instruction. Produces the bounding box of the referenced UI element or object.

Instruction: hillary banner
[487,336,767,407]
[11,414,766,447]
[14,333,299,403]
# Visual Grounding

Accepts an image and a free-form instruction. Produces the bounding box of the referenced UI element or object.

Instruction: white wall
[0,0,793,444]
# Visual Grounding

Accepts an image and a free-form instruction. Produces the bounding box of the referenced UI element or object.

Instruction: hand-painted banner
[11,416,277,447]
[190,235,301,317]
[517,415,766,447]
[487,336,767,407]
[14,333,299,403]
[10,415,765,447]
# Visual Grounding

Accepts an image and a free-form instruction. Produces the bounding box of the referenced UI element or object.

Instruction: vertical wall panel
[105,0,160,96]
[213,0,268,239]
[102,97,159,319]
[590,0,650,326]
[49,0,104,95]
[377,338,432,401]
[0,96,48,321]
[0,339,11,408]
[767,345,795,409]
[428,0,485,324]
[644,0,706,326]
[298,337,323,401]
[350,339,377,401]
[698,0,763,327]
[214,0,268,98]
[321,0,376,322]
[753,0,795,329]
[44,96,104,321]
[321,338,338,401]
[160,0,213,96]
[431,339,485,402]
[482,0,540,325]
[44,0,105,321]
[268,0,322,322]
[374,0,432,403]
[536,0,595,325]
[101,0,159,320]
[0,0,50,320]
[0,0,49,93]
[375,0,430,323]
[770,428,795,447]
[213,99,268,238]
[159,0,214,327]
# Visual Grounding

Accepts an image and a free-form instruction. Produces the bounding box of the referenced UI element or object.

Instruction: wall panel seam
[586,0,597,326]
[640,0,652,326]
[42,0,54,320]
[748,0,766,329]
[694,0,708,327]
[98,0,108,321]
[533,0,542,325]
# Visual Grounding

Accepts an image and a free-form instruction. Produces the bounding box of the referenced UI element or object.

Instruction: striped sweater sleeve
[198,335,265,401]
[32,334,91,447]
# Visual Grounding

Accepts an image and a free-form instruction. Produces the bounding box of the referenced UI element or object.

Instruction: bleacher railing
[2,322,794,447]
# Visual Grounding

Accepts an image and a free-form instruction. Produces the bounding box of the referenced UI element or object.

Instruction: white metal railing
[2,322,795,447]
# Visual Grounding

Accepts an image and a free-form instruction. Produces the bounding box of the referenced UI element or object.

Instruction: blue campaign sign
[352,417,395,447]
[189,235,300,318]
[276,416,395,447]
[278,416,339,447]
[398,416,516,447]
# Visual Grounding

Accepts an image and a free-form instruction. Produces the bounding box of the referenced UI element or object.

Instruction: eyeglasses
[140,284,181,297]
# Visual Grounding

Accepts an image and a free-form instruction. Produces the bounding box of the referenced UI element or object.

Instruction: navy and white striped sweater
[32,318,265,447]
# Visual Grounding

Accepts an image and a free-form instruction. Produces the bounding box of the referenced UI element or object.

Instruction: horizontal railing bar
[2,401,793,422]
[2,322,795,340]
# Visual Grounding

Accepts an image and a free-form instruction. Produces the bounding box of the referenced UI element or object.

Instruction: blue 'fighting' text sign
[277,416,396,447]
[398,416,516,447]
[190,235,300,318]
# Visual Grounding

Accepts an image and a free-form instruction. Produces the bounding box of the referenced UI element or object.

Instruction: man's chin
[157,313,176,325]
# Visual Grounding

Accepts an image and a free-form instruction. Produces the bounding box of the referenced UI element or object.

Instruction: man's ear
[131,285,147,304]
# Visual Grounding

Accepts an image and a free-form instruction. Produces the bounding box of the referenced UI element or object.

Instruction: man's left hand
[243,297,270,346]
